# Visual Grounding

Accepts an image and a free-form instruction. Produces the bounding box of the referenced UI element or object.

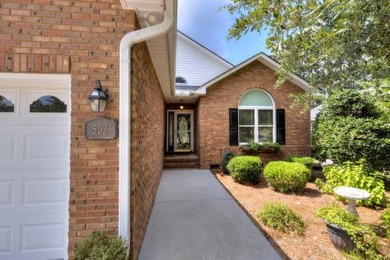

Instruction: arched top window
[30,95,67,113]
[0,95,15,112]
[238,89,275,144]
[239,89,274,107]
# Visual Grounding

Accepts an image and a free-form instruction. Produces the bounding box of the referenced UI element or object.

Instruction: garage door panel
[24,134,68,161]
[1,215,67,260]
[0,117,68,126]
[0,135,17,161]
[0,169,69,178]
[0,180,14,208]
[21,223,66,253]
[22,179,67,206]
[0,172,68,217]
[0,127,68,165]
[0,226,12,255]
[0,205,68,218]
[1,160,69,171]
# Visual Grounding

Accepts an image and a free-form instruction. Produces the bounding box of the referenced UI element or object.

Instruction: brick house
[194,53,311,168]
[0,0,310,259]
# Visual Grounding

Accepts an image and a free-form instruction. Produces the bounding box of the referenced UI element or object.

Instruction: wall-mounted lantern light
[89,80,108,112]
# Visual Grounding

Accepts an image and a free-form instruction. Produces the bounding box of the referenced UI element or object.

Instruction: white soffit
[120,0,177,103]
[120,0,164,12]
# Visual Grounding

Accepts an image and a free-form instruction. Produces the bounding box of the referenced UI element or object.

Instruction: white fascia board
[194,53,310,94]
[120,0,164,11]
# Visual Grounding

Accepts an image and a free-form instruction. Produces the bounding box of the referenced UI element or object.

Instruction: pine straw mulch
[215,173,390,260]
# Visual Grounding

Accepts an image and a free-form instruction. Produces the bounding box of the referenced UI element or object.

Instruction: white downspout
[119,10,173,244]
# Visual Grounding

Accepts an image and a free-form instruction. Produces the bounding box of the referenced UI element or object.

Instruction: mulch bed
[215,173,390,259]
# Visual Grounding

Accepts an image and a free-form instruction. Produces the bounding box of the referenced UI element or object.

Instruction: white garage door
[0,74,70,260]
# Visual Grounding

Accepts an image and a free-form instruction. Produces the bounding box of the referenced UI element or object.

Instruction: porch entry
[166,110,194,152]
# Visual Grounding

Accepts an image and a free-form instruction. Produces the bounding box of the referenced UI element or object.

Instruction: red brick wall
[0,1,165,259]
[197,61,311,169]
[130,41,165,258]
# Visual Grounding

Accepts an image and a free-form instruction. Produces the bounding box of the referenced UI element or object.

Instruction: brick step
[164,161,200,169]
[164,153,199,169]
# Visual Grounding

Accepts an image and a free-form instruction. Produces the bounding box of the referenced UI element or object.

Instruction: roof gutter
[118,10,173,244]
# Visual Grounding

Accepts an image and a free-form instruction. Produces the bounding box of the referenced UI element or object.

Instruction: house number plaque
[85,117,118,140]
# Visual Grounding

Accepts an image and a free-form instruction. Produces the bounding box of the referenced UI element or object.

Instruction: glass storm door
[167,110,193,152]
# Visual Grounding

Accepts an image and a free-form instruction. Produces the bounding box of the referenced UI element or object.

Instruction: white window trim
[238,89,276,145]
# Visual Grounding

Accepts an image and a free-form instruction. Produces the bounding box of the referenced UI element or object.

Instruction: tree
[312,89,390,173]
[223,0,390,104]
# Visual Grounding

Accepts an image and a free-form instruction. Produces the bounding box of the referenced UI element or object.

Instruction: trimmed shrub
[264,161,311,193]
[227,156,262,184]
[222,151,234,174]
[315,160,387,207]
[75,231,128,260]
[257,202,306,235]
[283,155,317,170]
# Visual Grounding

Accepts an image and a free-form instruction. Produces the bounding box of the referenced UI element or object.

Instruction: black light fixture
[89,80,108,112]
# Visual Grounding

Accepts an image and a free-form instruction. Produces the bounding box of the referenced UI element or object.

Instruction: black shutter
[276,109,286,145]
[229,108,239,146]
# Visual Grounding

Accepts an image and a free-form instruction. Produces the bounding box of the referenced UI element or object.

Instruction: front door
[167,110,194,152]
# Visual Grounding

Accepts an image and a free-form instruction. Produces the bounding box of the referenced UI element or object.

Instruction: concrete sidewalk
[139,169,281,260]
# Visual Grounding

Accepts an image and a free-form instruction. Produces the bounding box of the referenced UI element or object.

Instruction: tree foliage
[312,89,390,172]
[223,0,390,102]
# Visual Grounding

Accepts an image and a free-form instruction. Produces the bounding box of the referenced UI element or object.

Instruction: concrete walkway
[139,169,281,260]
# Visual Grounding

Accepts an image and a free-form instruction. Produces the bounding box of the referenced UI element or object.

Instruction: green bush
[222,151,234,174]
[257,202,306,235]
[312,89,390,173]
[240,140,281,154]
[74,231,128,260]
[283,155,318,169]
[317,204,380,258]
[380,208,390,239]
[263,161,311,193]
[226,156,262,184]
[315,160,387,207]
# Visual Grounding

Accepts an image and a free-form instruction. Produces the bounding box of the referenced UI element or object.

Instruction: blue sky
[178,0,270,65]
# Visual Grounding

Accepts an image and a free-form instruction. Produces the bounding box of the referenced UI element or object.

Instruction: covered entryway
[0,74,70,260]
